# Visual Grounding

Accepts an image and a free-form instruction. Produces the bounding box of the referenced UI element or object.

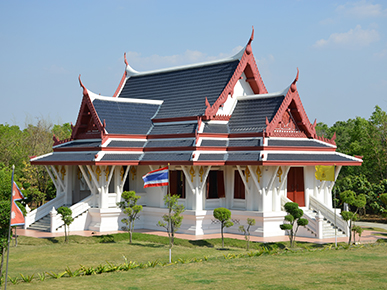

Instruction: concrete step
[28,214,51,232]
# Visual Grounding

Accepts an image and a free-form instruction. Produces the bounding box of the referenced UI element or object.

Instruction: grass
[4,233,387,289]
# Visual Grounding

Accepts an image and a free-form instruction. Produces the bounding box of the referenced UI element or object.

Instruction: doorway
[287,167,305,207]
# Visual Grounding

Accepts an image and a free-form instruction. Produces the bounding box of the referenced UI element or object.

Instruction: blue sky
[1,0,386,128]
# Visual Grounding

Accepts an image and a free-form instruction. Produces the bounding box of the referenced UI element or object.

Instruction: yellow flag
[315,165,335,181]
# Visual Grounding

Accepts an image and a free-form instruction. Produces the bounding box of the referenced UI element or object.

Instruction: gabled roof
[228,94,285,133]
[32,29,361,168]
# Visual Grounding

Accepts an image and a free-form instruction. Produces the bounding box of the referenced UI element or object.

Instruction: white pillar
[50,207,57,233]
[316,211,324,239]
[64,166,72,206]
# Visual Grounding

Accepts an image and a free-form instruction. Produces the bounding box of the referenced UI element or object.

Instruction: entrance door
[287,167,305,207]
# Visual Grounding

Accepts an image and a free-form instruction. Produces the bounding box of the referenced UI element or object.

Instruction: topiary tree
[57,206,73,243]
[117,190,143,244]
[280,202,308,248]
[239,218,255,251]
[213,207,233,249]
[339,190,366,245]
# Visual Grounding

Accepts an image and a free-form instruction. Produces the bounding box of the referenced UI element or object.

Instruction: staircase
[28,214,51,232]
[55,209,89,231]
[304,209,346,239]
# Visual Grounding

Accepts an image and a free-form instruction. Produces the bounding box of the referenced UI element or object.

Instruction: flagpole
[4,165,15,290]
[167,163,171,263]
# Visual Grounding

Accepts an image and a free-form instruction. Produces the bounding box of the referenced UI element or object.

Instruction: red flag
[10,182,25,226]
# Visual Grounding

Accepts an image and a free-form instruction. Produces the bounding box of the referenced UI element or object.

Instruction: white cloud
[336,0,387,18]
[125,46,244,72]
[313,25,380,48]
[374,48,387,58]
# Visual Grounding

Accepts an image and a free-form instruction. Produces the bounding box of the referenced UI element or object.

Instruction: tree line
[0,119,71,207]
[316,105,387,215]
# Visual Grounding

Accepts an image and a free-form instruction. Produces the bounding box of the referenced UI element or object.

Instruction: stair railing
[309,195,349,236]
[52,194,93,232]
[24,193,65,229]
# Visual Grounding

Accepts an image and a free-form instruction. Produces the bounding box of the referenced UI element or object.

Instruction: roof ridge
[125,47,244,78]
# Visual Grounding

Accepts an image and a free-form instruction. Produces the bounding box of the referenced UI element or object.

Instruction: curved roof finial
[124,52,129,66]
[248,26,254,46]
[290,68,299,92]
[246,26,254,55]
[78,74,88,96]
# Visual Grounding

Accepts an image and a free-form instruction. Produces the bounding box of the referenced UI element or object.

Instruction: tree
[57,207,73,243]
[0,201,10,286]
[157,194,185,249]
[339,190,366,245]
[280,202,308,248]
[116,191,143,244]
[352,225,364,244]
[239,218,255,251]
[0,167,12,284]
[213,207,233,249]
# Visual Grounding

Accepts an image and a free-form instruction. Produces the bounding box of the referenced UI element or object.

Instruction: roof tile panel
[119,60,239,118]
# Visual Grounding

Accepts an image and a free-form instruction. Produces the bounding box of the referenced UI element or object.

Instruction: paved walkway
[16,221,387,245]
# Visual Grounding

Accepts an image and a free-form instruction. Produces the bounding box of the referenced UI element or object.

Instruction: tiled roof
[228,96,284,133]
[56,140,101,148]
[32,152,98,162]
[228,138,261,147]
[93,99,160,135]
[200,139,227,147]
[266,153,355,162]
[227,152,261,162]
[149,123,197,135]
[101,153,142,161]
[107,140,146,148]
[118,60,239,119]
[198,154,226,161]
[145,139,195,148]
[202,123,229,134]
[141,152,192,162]
[267,139,332,148]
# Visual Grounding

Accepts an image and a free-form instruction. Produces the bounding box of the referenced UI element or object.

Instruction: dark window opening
[170,170,185,199]
[234,170,245,199]
[123,166,130,192]
[206,170,225,199]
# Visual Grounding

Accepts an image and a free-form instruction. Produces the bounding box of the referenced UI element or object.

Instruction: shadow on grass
[128,242,164,248]
[189,240,214,248]
[46,237,60,244]
[92,235,116,243]
[295,241,326,249]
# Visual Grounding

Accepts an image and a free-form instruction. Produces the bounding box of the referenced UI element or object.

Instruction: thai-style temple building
[28,29,362,239]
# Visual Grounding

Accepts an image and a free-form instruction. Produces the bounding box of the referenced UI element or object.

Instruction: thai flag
[142,167,169,188]
[11,181,25,226]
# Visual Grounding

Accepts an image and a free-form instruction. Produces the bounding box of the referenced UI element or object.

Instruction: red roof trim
[261,161,363,166]
[204,27,268,119]
[265,70,317,140]
[112,71,127,98]
[70,76,106,141]
[152,116,198,123]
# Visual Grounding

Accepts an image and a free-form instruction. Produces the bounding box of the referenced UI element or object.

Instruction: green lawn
[3,233,387,289]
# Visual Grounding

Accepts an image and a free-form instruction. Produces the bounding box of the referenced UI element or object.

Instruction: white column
[64,166,72,206]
